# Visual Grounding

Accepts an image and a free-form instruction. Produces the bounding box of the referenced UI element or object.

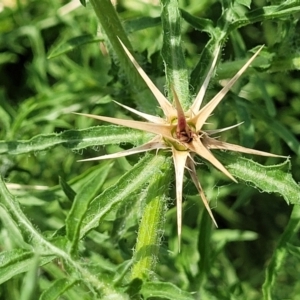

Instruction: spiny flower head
[76,41,285,250]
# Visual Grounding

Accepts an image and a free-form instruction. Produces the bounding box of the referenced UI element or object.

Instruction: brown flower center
[176,126,193,143]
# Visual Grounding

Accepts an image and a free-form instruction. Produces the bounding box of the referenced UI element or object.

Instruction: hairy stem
[131,156,172,280]
[160,0,190,110]
[89,0,146,90]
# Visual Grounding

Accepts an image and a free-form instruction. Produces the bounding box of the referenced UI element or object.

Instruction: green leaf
[125,278,143,298]
[0,126,151,155]
[287,243,300,259]
[79,0,86,7]
[69,163,117,196]
[40,278,79,300]
[236,0,252,9]
[251,106,300,156]
[0,99,12,135]
[124,17,161,33]
[79,153,170,238]
[20,255,40,300]
[0,206,29,248]
[0,249,54,285]
[141,282,194,300]
[231,2,300,31]
[262,205,300,300]
[66,161,113,256]
[48,35,103,58]
[0,176,118,295]
[218,153,300,205]
[89,0,147,91]
[180,9,214,33]
[252,75,277,117]
[59,176,76,203]
[236,96,300,156]
[189,30,224,94]
[0,176,56,249]
[233,96,255,148]
[197,207,213,285]
[212,229,258,243]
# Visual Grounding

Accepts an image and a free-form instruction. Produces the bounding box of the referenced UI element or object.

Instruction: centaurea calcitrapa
[76,41,284,250]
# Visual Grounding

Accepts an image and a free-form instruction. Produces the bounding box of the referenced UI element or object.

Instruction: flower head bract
[76,41,284,249]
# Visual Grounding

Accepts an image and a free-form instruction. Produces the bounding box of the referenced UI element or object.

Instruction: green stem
[89,0,146,90]
[131,156,172,280]
[89,0,131,51]
[160,0,190,110]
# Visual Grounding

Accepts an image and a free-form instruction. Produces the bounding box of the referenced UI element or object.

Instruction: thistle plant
[1,0,300,299]
[76,42,285,249]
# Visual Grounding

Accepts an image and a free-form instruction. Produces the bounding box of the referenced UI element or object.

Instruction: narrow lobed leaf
[217,152,300,205]
[0,126,150,155]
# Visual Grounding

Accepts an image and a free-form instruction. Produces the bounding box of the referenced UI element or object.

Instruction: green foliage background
[0,0,300,299]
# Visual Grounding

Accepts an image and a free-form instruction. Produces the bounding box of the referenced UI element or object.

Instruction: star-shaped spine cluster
[76,41,284,249]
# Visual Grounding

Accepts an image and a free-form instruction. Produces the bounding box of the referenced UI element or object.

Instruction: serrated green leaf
[141,282,194,300]
[232,2,300,31]
[0,126,151,155]
[218,153,300,205]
